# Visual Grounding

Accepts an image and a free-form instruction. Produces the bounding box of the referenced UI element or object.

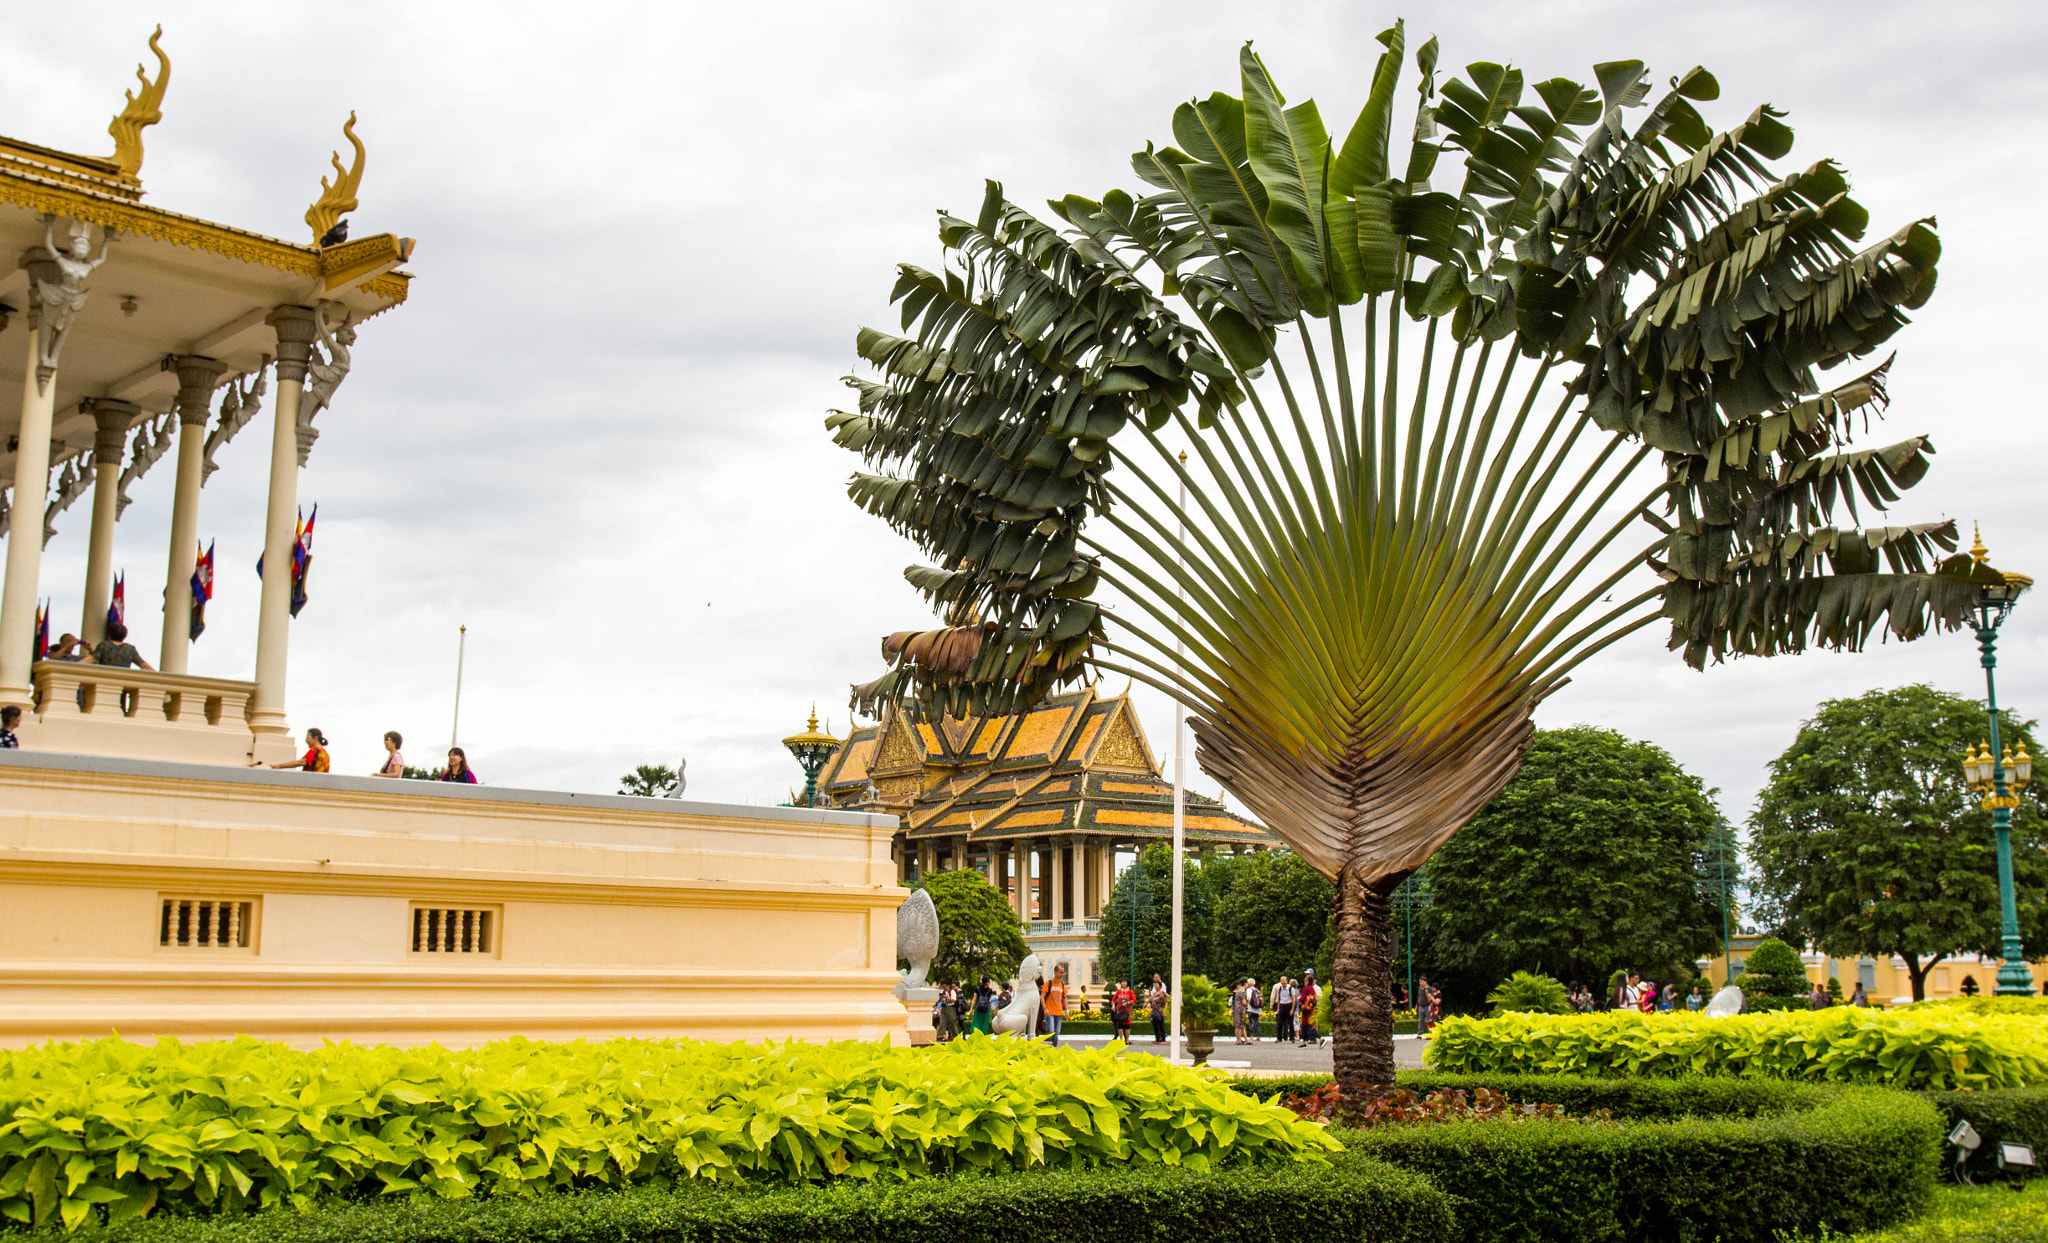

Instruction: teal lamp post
[782,707,841,810]
[1958,530,2036,995]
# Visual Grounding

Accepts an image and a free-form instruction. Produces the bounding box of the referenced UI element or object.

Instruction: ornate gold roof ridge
[107,26,170,181]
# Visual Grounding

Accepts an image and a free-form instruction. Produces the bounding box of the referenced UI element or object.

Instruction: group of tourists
[1396,979,1443,1032]
[260,727,479,783]
[1229,972,1322,1045]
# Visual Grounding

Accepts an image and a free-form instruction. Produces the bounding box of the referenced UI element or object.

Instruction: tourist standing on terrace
[92,621,153,670]
[0,705,18,748]
[438,747,478,783]
[270,728,330,772]
[373,731,405,777]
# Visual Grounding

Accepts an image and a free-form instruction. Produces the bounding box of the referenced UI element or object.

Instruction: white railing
[28,660,258,765]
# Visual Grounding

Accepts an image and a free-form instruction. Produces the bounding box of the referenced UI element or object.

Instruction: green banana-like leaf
[832,36,1962,919]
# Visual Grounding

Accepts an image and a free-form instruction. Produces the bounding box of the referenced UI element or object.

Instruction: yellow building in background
[1700,934,2048,1005]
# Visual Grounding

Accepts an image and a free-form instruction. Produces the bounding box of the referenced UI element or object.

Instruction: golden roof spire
[1971,522,1990,565]
[107,26,170,181]
[305,112,366,244]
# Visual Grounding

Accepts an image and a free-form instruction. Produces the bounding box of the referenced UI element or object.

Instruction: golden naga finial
[304,112,366,245]
[107,26,171,180]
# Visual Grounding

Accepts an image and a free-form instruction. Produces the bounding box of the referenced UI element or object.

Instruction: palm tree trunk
[1331,865,1396,1088]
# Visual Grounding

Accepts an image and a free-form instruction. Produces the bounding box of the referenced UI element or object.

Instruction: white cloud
[6,0,2042,825]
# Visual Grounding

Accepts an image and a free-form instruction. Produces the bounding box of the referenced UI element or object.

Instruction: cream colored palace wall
[0,751,910,1048]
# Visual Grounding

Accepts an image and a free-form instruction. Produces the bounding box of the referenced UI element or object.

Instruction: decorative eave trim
[0,172,414,309]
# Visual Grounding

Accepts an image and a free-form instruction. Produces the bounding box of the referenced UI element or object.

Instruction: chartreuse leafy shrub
[0,1036,1337,1232]
[1848,1184,2048,1242]
[1486,971,1572,1016]
[1428,1007,2048,1089]
[1924,996,2048,1017]
[1357,1073,1939,1243]
[31,1155,1454,1243]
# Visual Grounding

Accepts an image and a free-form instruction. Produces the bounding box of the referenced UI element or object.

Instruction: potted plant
[1179,974,1230,1066]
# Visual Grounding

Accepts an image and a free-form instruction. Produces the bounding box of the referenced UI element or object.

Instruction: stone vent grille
[412,906,495,954]
[160,898,254,948]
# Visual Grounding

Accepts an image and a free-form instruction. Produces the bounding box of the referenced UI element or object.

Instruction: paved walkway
[1053,1033,1430,1073]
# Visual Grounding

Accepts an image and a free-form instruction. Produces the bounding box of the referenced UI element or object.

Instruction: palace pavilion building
[0,31,909,1049]
[812,686,1277,986]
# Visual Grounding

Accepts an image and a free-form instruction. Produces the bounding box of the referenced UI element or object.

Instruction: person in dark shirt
[0,705,19,748]
[92,621,153,670]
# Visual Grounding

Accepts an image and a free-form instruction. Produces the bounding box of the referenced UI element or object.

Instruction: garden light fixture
[1958,529,2034,994]
[782,707,841,809]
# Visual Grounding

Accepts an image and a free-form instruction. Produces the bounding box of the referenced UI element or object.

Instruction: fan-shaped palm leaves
[829,28,1983,1086]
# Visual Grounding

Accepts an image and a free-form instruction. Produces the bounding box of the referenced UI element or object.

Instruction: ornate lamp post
[782,707,841,810]
[1958,531,2036,995]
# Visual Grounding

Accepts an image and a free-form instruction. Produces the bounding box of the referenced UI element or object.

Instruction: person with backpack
[1110,979,1136,1042]
[971,977,996,1035]
[1296,970,1321,1046]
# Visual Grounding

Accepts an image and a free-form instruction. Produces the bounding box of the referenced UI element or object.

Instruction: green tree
[1748,685,2047,1001]
[917,870,1029,987]
[1097,843,1217,987]
[618,765,678,797]
[833,33,1957,1087]
[1420,727,1725,1000]
[1735,936,1811,1010]
[1207,851,1332,987]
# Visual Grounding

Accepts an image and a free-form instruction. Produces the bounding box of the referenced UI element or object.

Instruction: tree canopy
[917,869,1029,987]
[1207,850,1333,987]
[1420,726,1725,1000]
[618,765,679,798]
[1748,684,2046,1000]
[1096,843,1214,988]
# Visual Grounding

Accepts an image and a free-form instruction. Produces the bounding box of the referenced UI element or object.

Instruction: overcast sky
[4,1,2042,829]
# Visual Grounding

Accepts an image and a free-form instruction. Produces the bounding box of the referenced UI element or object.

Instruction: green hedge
[26,1153,1452,1243]
[1225,1073,1939,1243]
[1428,1009,2048,1089]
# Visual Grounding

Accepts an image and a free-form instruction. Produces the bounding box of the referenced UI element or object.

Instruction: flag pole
[449,624,467,750]
[1170,451,1187,1066]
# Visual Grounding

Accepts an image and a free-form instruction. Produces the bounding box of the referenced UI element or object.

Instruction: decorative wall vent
[159,897,255,948]
[411,905,496,954]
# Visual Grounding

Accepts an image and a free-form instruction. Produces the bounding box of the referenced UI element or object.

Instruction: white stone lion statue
[992,952,1044,1037]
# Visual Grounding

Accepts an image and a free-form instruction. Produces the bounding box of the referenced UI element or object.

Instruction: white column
[249,307,317,757]
[159,357,224,673]
[1052,837,1066,928]
[80,400,137,646]
[0,249,71,710]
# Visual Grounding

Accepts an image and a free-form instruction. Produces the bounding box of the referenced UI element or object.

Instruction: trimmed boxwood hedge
[27,1153,1451,1243]
[1363,1073,1938,1242]
[1234,1072,1940,1243]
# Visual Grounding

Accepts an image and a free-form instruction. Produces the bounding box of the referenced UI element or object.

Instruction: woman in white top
[374,730,405,777]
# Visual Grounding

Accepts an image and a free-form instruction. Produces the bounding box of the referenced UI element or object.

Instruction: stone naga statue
[894,889,939,991]
[992,952,1044,1037]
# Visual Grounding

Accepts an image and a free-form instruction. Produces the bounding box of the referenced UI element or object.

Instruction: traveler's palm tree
[829,29,1982,1086]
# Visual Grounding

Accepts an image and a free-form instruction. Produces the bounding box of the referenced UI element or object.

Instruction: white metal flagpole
[449,624,467,750]
[1170,452,1187,1065]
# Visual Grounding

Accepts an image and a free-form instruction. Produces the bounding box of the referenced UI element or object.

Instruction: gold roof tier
[814,686,1274,847]
[0,29,414,483]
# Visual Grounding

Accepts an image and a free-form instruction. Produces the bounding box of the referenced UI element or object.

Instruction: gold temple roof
[815,687,1272,846]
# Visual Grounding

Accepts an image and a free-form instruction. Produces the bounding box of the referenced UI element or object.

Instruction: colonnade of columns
[907,834,1121,927]
[0,236,329,759]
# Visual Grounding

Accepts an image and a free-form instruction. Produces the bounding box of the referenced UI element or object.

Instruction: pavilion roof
[815,687,1272,846]
[0,31,414,491]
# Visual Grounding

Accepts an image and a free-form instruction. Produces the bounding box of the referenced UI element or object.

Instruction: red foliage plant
[1280,1084,1591,1129]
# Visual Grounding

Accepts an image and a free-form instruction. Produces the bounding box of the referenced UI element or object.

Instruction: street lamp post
[1957,531,2036,996]
[782,707,842,810]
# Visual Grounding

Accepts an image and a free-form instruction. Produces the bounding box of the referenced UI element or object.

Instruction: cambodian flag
[289,505,314,618]
[107,573,125,629]
[33,600,48,661]
[190,540,215,640]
